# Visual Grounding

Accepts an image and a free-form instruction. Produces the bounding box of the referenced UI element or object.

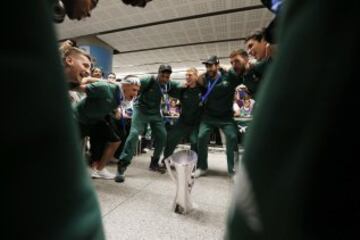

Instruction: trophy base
[174,204,185,214]
[173,201,198,215]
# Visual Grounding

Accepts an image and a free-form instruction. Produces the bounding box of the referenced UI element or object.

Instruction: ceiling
[56,0,274,79]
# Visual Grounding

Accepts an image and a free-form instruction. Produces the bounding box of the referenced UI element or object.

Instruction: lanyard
[158,82,170,112]
[200,72,222,105]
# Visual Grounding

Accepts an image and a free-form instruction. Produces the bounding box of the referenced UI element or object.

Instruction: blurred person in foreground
[2,0,153,239]
[226,0,359,239]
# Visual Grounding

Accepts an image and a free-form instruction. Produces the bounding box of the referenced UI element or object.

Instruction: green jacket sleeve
[86,81,110,98]
[243,59,272,98]
[139,75,153,94]
[227,68,244,87]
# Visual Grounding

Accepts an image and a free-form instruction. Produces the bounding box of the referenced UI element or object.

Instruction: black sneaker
[149,163,166,174]
[114,161,128,183]
[114,172,125,183]
[149,157,166,174]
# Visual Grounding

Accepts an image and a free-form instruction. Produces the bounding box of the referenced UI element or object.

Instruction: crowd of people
[58,27,273,183]
[8,0,357,239]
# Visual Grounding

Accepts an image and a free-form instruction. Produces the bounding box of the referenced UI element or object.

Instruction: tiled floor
[92,149,237,240]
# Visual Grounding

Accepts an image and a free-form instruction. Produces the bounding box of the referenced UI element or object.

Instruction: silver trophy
[164,150,197,214]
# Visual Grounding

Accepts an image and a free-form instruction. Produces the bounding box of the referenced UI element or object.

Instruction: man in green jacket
[60,46,124,179]
[74,79,123,179]
[196,55,245,178]
[162,67,203,160]
[115,65,181,182]
[243,29,274,98]
[87,75,141,179]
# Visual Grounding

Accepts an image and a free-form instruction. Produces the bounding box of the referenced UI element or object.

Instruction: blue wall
[80,44,113,76]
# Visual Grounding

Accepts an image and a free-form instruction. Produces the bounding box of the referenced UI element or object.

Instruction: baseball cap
[202,55,220,65]
[158,64,172,74]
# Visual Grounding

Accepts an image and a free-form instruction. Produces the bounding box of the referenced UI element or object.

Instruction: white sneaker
[109,157,119,164]
[94,168,115,180]
[194,169,207,178]
[90,168,101,178]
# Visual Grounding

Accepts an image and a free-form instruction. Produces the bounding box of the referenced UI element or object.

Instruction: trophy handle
[165,157,177,183]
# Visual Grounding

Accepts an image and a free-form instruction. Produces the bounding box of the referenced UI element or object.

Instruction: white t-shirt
[119,85,134,118]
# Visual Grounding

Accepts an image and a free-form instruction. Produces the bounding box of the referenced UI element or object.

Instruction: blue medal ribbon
[200,72,222,106]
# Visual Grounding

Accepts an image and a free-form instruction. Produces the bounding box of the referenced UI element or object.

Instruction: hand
[81,77,92,85]
[181,81,189,88]
[108,79,117,84]
[114,109,122,120]
[81,77,89,85]
[123,113,131,119]
[81,77,100,85]
[248,59,258,69]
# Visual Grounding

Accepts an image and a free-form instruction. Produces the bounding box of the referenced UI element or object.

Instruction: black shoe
[158,163,167,173]
[149,157,166,174]
[114,172,125,183]
[114,161,128,183]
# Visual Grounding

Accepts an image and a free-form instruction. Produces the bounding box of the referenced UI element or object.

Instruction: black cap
[158,64,172,74]
[202,55,220,65]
